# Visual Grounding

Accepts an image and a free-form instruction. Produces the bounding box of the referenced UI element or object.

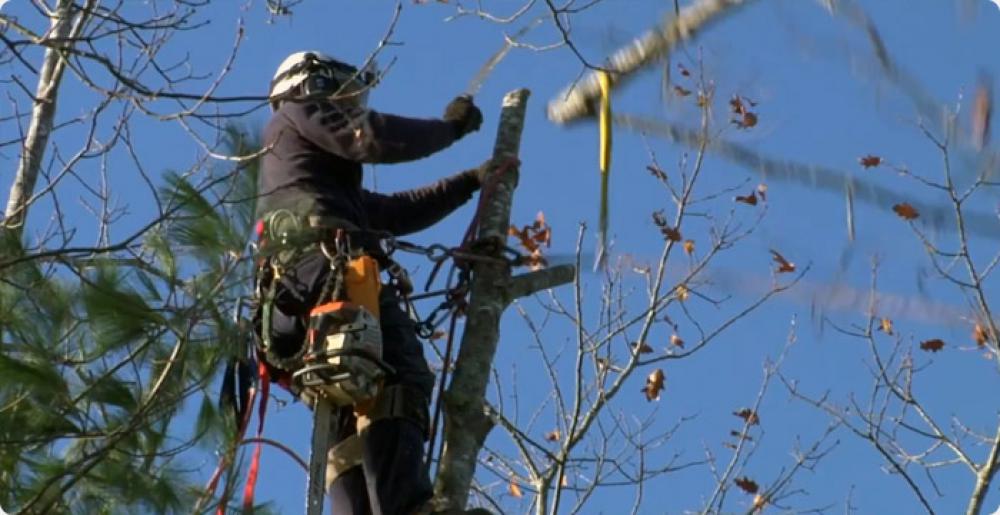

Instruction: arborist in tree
[253,50,489,514]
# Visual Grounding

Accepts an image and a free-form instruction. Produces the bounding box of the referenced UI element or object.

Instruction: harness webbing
[200,360,259,514]
[241,361,270,513]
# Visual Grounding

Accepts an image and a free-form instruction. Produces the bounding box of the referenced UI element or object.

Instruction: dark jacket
[257,100,480,236]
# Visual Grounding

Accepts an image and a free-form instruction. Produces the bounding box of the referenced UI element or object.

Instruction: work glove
[443,95,483,139]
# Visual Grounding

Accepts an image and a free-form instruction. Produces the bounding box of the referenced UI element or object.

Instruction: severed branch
[432,89,574,510]
[546,0,753,125]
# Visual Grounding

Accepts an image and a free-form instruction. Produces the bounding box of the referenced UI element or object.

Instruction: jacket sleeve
[362,170,480,236]
[286,102,460,164]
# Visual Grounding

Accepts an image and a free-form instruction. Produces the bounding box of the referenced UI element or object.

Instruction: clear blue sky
[8,0,1000,513]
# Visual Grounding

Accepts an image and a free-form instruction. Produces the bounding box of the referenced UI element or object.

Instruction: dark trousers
[268,250,435,514]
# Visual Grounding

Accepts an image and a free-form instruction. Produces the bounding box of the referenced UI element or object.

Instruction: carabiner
[426,244,450,263]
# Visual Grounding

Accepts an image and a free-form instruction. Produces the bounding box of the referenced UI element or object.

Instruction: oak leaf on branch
[652,210,681,241]
[632,341,654,354]
[508,478,523,498]
[647,164,668,181]
[735,190,758,205]
[734,408,760,425]
[769,250,795,273]
[892,202,919,220]
[730,95,759,129]
[920,338,945,352]
[643,369,666,401]
[878,317,894,336]
[974,323,989,347]
[734,476,759,494]
[859,155,883,168]
[509,211,552,270]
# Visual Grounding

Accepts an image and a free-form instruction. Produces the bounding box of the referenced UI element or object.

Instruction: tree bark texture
[3,0,81,239]
[546,0,753,126]
[431,89,574,510]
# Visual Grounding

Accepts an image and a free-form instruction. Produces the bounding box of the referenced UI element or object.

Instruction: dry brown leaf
[734,476,759,494]
[508,478,523,498]
[752,493,768,512]
[730,95,759,129]
[674,85,692,97]
[653,211,680,242]
[735,190,758,206]
[734,408,760,426]
[647,165,668,181]
[729,95,746,114]
[510,212,553,257]
[643,369,666,401]
[509,225,537,253]
[859,155,883,168]
[545,430,561,442]
[920,338,945,352]
[533,228,551,247]
[879,317,894,336]
[770,250,796,273]
[676,285,690,301]
[974,323,989,347]
[683,240,695,255]
[670,333,685,348]
[430,330,447,340]
[893,202,919,220]
[632,341,654,354]
[736,111,758,129]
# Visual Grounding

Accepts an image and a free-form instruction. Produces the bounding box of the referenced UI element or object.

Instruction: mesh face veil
[268,51,377,110]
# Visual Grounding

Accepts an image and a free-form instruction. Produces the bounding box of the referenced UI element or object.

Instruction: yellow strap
[598,70,612,175]
[597,70,613,268]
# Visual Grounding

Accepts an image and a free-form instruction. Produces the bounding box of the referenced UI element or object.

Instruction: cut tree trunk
[431,90,575,510]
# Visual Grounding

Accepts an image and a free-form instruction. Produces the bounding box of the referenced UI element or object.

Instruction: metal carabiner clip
[426,244,451,263]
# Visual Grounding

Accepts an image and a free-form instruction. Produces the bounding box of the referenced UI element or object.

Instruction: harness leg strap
[325,432,363,491]
[324,384,430,486]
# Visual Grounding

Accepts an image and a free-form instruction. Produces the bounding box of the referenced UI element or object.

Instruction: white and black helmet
[268,51,377,110]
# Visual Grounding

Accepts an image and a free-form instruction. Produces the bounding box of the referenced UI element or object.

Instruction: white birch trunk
[3,0,79,238]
